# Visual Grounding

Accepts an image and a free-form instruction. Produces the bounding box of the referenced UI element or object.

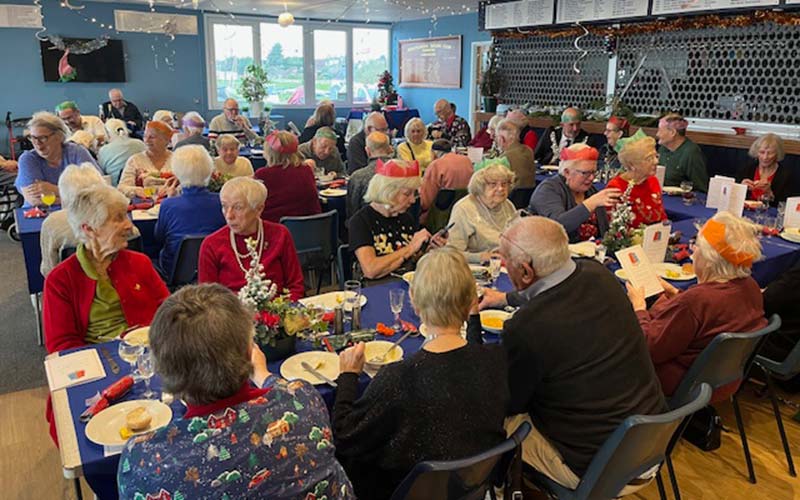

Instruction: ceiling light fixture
[278,2,295,27]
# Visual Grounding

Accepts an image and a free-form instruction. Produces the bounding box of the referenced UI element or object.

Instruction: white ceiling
[90,0,479,24]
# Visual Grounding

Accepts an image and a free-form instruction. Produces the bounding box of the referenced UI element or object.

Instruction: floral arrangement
[237,64,269,103]
[376,70,398,106]
[602,180,637,254]
[207,171,232,193]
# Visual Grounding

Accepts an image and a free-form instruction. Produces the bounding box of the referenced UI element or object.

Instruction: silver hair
[487,115,504,133]
[67,184,129,244]
[220,176,267,210]
[695,211,762,282]
[364,111,387,132]
[411,247,476,328]
[503,216,571,277]
[748,133,785,162]
[153,110,175,125]
[68,130,96,151]
[496,119,520,142]
[182,111,206,135]
[403,117,425,139]
[27,111,70,143]
[216,134,241,150]
[58,163,104,207]
[468,163,516,196]
[364,174,421,206]
[104,118,129,142]
[171,145,213,188]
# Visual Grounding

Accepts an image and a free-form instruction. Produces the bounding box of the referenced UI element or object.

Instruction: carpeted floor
[0,235,47,394]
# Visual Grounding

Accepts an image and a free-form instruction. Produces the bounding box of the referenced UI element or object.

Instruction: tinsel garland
[46,35,108,55]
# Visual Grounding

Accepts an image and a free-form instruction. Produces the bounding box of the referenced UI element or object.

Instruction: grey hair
[695,211,762,282]
[220,176,267,210]
[365,111,388,132]
[104,118,129,142]
[67,184,129,244]
[558,143,595,175]
[403,117,425,139]
[149,283,254,406]
[411,247,476,328]
[364,174,422,206]
[58,163,104,207]
[182,111,206,135]
[748,133,785,162]
[487,115,504,133]
[216,134,241,150]
[496,119,520,142]
[171,145,213,188]
[468,163,516,196]
[68,130,95,151]
[503,216,571,277]
[27,111,70,143]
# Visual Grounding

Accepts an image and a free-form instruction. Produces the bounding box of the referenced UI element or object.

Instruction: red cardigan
[42,249,169,354]
[254,163,322,223]
[607,175,667,229]
[198,221,305,300]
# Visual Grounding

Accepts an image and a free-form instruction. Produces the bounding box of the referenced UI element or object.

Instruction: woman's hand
[657,278,680,298]
[339,343,366,374]
[161,176,180,198]
[250,342,271,386]
[133,187,147,199]
[429,231,447,249]
[625,282,647,312]
[303,158,317,169]
[409,228,432,253]
[742,179,755,190]
[479,249,502,264]
[584,188,622,211]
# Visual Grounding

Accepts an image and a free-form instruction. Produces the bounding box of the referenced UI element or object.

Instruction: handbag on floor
[682,405,722,451]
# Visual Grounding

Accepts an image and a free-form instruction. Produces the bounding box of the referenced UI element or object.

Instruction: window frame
[204,14,391,110]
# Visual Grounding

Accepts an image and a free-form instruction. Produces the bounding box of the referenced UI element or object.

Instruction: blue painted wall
[391,13,490,124]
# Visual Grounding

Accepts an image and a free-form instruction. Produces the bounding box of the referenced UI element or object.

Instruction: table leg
[72,477,83,500]
[31,293,43,346]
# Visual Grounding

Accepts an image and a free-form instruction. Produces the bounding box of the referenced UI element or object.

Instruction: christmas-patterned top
[606,175,667,229]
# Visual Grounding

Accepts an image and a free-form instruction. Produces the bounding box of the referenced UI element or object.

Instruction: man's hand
[339,343,366,374]
[478,288,507,310]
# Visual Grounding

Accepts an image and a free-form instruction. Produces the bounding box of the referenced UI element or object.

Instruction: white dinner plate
[402,271,414,285]
[568,241,596,258]
[280,351,340,385]
[780,228,800,244]
[85,400,172,447]
[615,264,695,282]
[480,310,512,334]
[614,269,629,281]
[299,291,368,311]
[662,186,683,196]
[319,188,347,197]
[121,327,149,347]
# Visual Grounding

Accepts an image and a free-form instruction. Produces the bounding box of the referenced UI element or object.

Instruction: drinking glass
[118,341,144,373]
[142,186,156,205]
[488,256,502,286]
[777,201,787,231]
[680,181,694,206]
[41,192,56,213]
[137,349,155,399]
[389,288,405,332]
[343,280,361,319]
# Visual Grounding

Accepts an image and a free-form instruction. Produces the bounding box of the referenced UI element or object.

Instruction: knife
[301,361,338,387]
[100,347,120,375]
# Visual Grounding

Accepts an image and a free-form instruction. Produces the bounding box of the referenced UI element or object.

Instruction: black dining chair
[509,187,535,210]
[166,234,206,290]
[424,188,468,233]
[280,210,339,294]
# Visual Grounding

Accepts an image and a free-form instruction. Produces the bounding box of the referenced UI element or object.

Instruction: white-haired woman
[528,143,621,242]
[15,112,99,207]
[213,134,254,178]
[447,162,518,264]
[154,145,226,276]
[118,121,176,199]
[174,112,211,152]
[97,118,146,186]
[198,176,304,299]
[397,117,433,173]
[627,212,767,400]
[607,136,666,228]
[349,159,442,280]
[736,133,795,205]
[334,248,508,499]
[68,130,97,156]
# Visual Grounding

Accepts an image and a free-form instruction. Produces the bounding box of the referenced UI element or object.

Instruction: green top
[76,244,128,343]
[658,138,709,193]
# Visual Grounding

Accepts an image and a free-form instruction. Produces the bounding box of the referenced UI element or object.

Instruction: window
[205,15,390,109]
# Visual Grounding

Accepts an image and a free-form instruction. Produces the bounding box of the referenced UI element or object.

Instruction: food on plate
[482,317,504,329]
[664,269,681,279]
[119,426,133,440]
[126,406,152,432]
[376,322,395,336]
[681,263,694,274]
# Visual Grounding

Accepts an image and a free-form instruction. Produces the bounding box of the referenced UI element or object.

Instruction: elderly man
[100,89,143,133]
[656,112,709,192]
[208,98,258,143]
[430,99,471,148]
[419,139,473,225]
[299,126,345,174]
[533,107,592,165]
[347,112,389,174]
[475,216,666,492]
[56,101,105,147]
[497,119,536,188]
[347,131,393,218]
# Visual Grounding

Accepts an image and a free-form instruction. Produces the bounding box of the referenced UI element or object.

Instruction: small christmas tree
[602,180,636,254]
[376,70,398,106]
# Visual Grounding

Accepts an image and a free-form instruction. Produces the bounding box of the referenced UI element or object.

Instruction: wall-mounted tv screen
[40,38,126,82]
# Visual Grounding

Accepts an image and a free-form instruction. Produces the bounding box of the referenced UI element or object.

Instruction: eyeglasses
[486,181,511,190]
[224,107,240,113]
[30,133,54,144]
[571,168,597,178]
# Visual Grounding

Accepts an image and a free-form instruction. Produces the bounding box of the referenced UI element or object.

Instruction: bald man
[347,131,394,217]
[347,112,389,174]
[429,99,471,148]
[533,107,593,165]
[208,98,257,143]
[101,88,143,133]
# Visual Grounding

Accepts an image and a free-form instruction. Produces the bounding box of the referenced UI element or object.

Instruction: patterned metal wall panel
[616,23,800,125]
[495,34,610,109]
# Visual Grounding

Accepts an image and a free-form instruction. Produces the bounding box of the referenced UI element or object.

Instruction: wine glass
[142,186,156,206]
[389,288,405,333]
[137,349,155,399]
[118,341,144,373]
[488,256,502,286]
[680,181,694,206]
[343,280,361,320]
[40,191,56,214]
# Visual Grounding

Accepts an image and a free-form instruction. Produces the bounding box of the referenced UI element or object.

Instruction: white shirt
[81,115,106,142]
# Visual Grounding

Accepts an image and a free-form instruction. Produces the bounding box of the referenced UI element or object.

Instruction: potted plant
[238,64,269,118]
[480,45,504,113]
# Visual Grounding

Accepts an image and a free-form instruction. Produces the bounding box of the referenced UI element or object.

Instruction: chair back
[280,210,338,261]
[755,315,800,380]
[509,187,535,210]
[167,234,206,288]
[670,315,781,408]
[425,188,468,233]
[390,422,531,500]
[336,243,353,288]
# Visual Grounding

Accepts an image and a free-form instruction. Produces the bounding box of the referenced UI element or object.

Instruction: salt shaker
[333,306,345,335]
[351,303,362,330]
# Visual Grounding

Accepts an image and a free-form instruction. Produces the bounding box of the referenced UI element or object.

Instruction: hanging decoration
[57,49,77,82]
[571,22,588,75]
[46,35,108,55]
[61,0,85,10]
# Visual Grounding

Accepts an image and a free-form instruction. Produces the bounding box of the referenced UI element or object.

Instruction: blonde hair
[68,130,95,150]
[468,162,516,196]
[403,117,425,139]
[311,103,335,127]
[618,136,657,171]
[104,118,129,141]
[487,115,504,134]
[366,131,392,156]
[220,176,267,210]
[748,133,785,162]
[216,134,241,150]
[264,131,303,168]
[695,211,762,282]
[411,247,476,328]
[27,111,70,142]
[364,165,422,206]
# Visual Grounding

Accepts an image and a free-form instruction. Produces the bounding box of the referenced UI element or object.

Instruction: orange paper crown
[560,145,599,162]
[145,120,175,137]
[375,159,419,178]
[699,219,755,268]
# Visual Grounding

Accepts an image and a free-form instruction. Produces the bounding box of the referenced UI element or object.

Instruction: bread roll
[126,406,152,431]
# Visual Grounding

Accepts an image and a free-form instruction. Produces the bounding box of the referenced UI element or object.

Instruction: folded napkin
[127,202,153,212]
[328,179,347,188]
[24,207,46,218]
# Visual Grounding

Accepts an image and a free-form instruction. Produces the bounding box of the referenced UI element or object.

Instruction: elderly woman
[213,134,254,177]
[68,130,97,156]
[298,126,345,174]
[397,117,433,173]
[349,159,436,280]
[506,109,538,151]
[15,112,99,207]
[299,102,346,159]
[118,284,355,499]
[43,184,168,352]
[174,111,211,151]
[98,118,146,186]
[528,144,621,242]
[736,133,795,205]
[600,116,629,172]
[334,248,508,499]
[447,162,518,264]
[154,145,226,276]
[152,109,176,128]
[40,163,141,277]
[496,119,536,188]
[118,121,175,199]
[198,176,304,299]
[254,130,321,222]
[606,136,667,228]
[627,212,767,399]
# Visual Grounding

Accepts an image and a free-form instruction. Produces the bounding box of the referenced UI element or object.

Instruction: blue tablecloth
[238,147,266,169]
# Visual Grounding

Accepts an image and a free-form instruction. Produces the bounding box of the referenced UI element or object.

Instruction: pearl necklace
[230,222,264,275]
[476,196,508,233]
